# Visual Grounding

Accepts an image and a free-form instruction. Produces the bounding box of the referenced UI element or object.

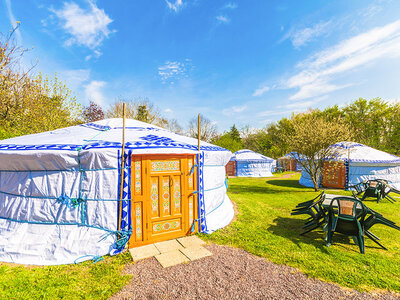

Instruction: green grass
[0,252,132,299]
[201,174,400,293]
[1,173,399,297]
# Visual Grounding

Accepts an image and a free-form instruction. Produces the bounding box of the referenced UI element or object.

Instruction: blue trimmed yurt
[0,119,234,265]
[231,149,275,177]
[299,142,400,189]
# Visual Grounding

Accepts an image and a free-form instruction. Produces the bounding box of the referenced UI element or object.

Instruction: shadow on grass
[267,216,330,253]
[228,184,311,195]
[266,179,311,190]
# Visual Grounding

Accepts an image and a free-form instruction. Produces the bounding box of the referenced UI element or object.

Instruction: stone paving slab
[180,246,212,261]
[129,244,160,261]
[155,250,190,268]
[154,239,184,253]
[177,235,206,248]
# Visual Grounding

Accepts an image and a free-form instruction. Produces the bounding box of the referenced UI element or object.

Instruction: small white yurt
[232,149,275,177]
[0,119,234,265]
[299,142,400,189]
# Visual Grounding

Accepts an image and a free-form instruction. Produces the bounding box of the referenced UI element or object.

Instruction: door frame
[128,154,198,248]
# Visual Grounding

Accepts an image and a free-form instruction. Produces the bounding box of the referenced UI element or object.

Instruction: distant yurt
[299,142,400,189]
[0,119,234,265]
[229,149,275,177]
[277,153,302,172]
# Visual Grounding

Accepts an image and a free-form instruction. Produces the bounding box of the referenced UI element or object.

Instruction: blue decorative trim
[197,152,207,232]
[330,142,366,149]
[80,123,111,131]
[117,150,132,232]
[344,159,349,190]
[0,139,229,153]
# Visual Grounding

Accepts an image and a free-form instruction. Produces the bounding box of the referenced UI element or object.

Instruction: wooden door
[322,161,346,189]
[129,155,197,247]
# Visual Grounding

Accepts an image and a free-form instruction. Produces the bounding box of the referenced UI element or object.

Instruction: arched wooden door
[128,154,198,248]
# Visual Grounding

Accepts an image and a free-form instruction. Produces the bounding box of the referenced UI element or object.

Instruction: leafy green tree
[229,125,241,142]
[212,132,242,152]
[283,111,352,191]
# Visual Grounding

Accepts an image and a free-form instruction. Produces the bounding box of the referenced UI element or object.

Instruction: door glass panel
[134,159,142,195]
[162,177,171,215]
[151,177,159,217]
[135,202,142,241]
[173,176,181,214]
[188,159,193,189]
[151,160,180,172]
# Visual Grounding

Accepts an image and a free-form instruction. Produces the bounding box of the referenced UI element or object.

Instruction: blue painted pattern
[0,134,228,152]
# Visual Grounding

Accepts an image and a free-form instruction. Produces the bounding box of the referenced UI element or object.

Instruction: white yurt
[231,149,275,177]
[299,142,400,189]
[0,119,234,265]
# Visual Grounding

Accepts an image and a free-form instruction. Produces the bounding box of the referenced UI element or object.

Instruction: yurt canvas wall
[299,142,400,189]
[233,150,275,177]
[0,119,234,265]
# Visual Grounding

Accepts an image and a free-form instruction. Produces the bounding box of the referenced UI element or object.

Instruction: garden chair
[350,179,398,203]
[291,191,328,235]
[326,197,366,254]
[362,206,400,250]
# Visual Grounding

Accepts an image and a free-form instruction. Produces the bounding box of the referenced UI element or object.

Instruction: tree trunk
[311,173,319,192]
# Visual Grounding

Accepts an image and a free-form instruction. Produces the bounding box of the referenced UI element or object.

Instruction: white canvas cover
[299,142,400,189]
[0,118,234,265]
[232,150,275,177]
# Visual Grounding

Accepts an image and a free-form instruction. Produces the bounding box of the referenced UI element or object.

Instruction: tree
[212,133,242,152]
[229,124,241,142]
[187,114,218,142]
[82,101,105,122]
[283,110,352,191]
[106,98,169,127]
[0,26,81,139]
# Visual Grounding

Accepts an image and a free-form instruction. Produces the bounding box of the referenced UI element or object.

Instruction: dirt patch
[111,244,398,300]
[278,173,298,179]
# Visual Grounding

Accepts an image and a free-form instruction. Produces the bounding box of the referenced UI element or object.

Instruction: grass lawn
[0,252,132,299]
[1,172,399,298]
[201,173,400,293]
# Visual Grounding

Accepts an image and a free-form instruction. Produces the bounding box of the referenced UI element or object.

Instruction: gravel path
[111,244,399,300]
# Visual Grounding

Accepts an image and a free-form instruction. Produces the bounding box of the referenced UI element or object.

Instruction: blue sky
[2,0,400,131]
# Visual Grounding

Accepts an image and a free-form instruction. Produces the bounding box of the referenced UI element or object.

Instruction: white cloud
[5,0,22,44]
[252,86,270,97]
[284,96,327,109]
[164,108,173,114]
[223,3,238,9]
[216,15,230,24]
[166,0,184,12]
[51,1,114,51]
[60,69,91,91]
[283,21,331,48]
[84,80,107,105]
[284,19,400,100]
[257,110,289,117]
[158,60,191,83]
[222,105,247,116]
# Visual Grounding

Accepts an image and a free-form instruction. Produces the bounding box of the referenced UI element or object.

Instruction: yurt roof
[0,118,229,154]
[232,149,274,162]
[329,142,400,164]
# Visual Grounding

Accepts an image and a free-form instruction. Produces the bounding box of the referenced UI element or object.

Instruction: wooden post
[118,103,126,231]
[197,113,201,151]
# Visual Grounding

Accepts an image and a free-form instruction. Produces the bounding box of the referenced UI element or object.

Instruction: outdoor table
[322,194,362,209]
